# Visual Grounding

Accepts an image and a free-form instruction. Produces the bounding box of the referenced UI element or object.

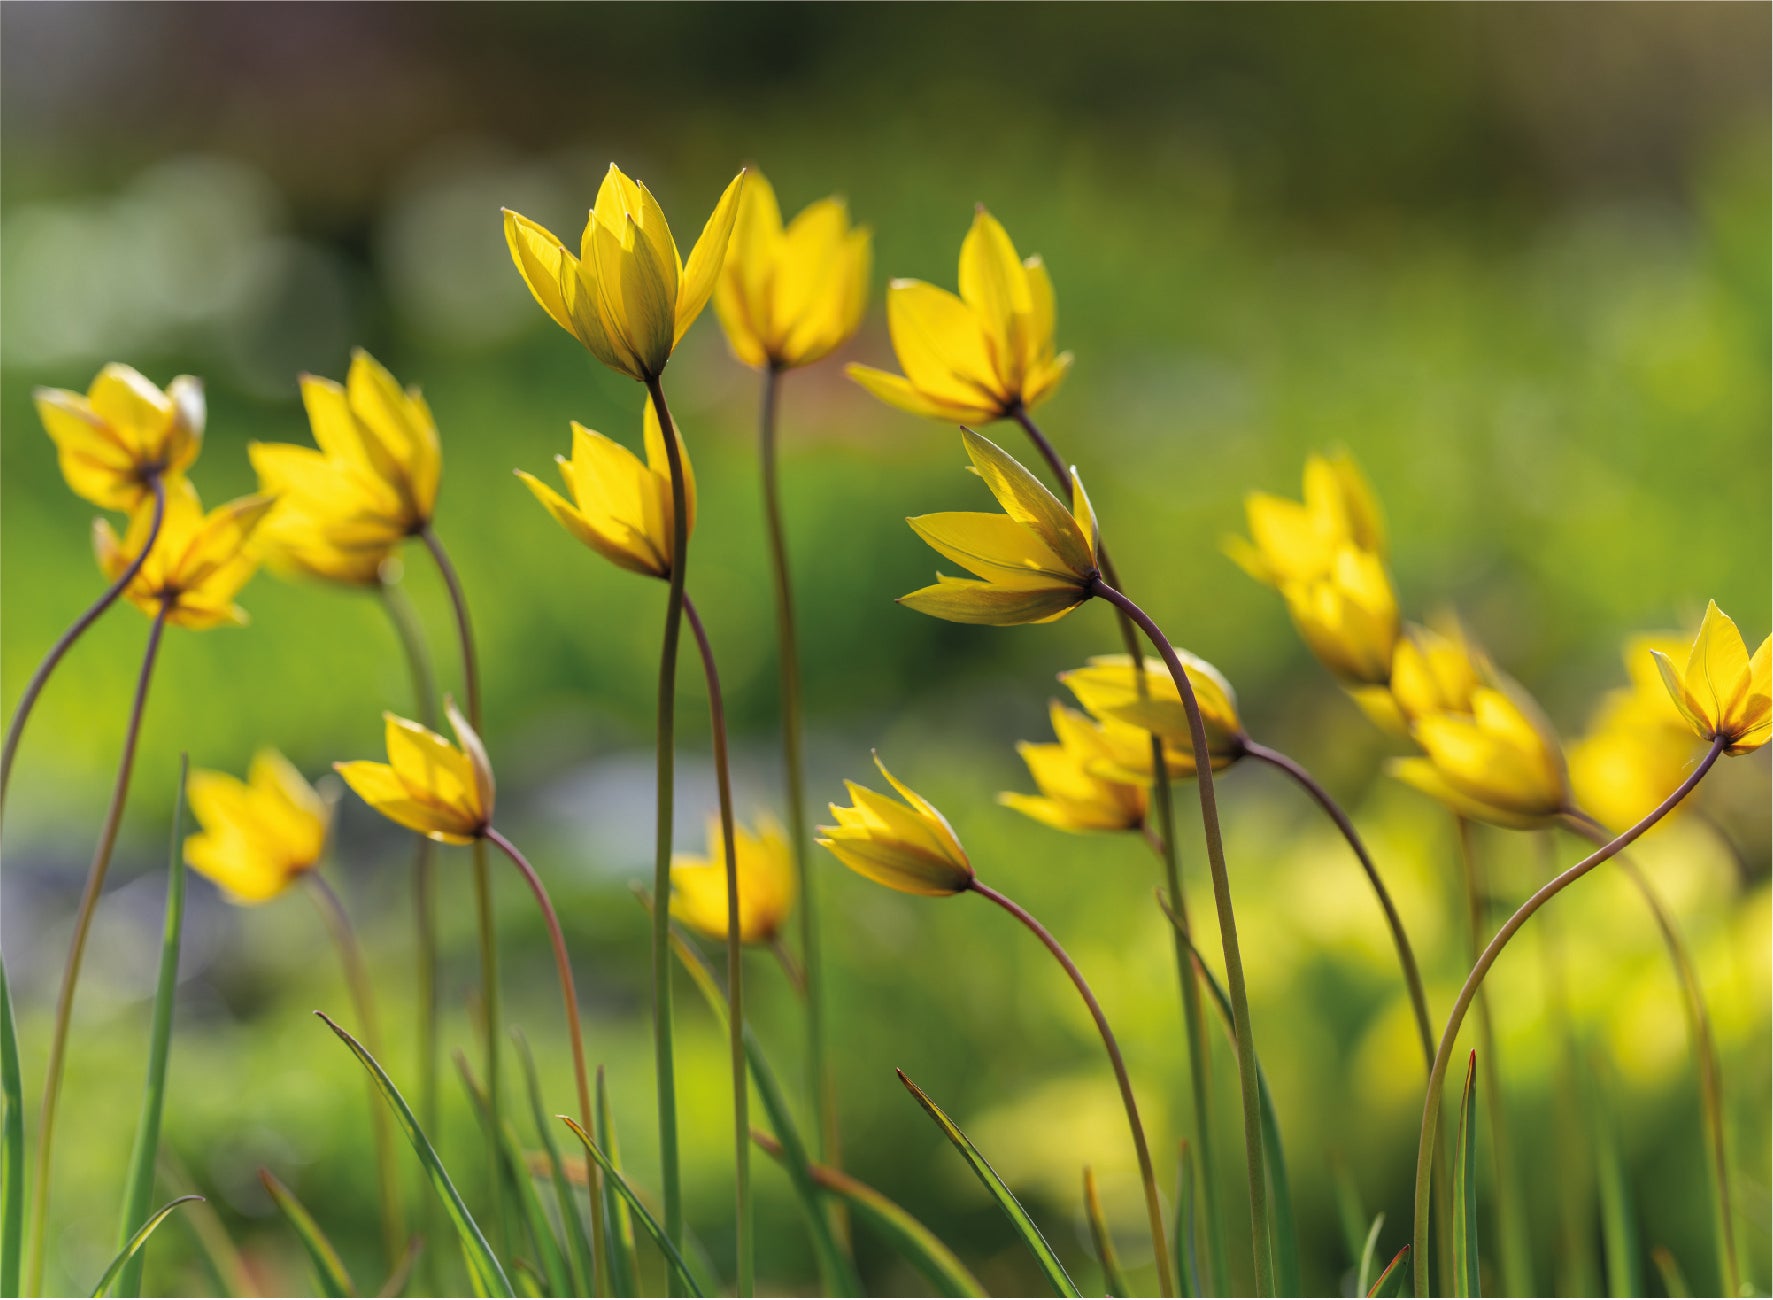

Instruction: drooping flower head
[36,364,204,510]
[999,702,1149,834]
[250,351,442,585]
[1388,675,1571,829]
[94,479,273,629]
[714,170,871,371]
[1570,633,1701,832]
[1651,601,1770,756]
[334,700,494,845]
[504,164,746,382]
[670,814,797,944]
[1058,651,1246,775]
[515,397,697,580]
[818,754,974,897]
[899,428,1098,626]
[184,751,328,905]
[848,207,1072,422]
[1352,617,1491,737]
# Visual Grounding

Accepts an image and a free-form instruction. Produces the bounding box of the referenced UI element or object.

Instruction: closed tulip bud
[818,754,973,897]
[36,364,204,510]
[1353,617,1490,736]
[335,699,494,845]
[1651,601,1770,756]
[94,480,273,629]
[999,702,1149,833]
[1389,678,1571,829]
[670,814,797,944]
[1059,652,1245,775]
[184,751,328,905]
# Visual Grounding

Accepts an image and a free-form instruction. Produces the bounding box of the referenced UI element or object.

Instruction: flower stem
[25,598,169,1296]
[643,373,688,1257]
[306,872,405,1268]
[1090,577,1272,1297]
[0,474,167,822]
[682,595,753,1297]
[1410,737,1728,1296]
[970,879,1175,1297]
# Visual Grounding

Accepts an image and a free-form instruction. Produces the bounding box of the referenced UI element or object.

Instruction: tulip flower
[335,700,493,845]
[35,364,204,510]
[93,480,273,629]
[1651,601,1770,756]
[1280,545,1401,686]
[1224,450,1386,586]
[899,428,1098,625]
[1059,651,1245,775]
[185,751,328,905]
[249,351,442,585]
[1569,633,1701,830]
[1389,679,1571,828]
[670,814,796,944]
[847,207,1072,422]
[999,702,1148,833]
[515,398,696,580]
[714,170,871,371]
[1352,618,1490,736]
[504,164,746,382]
[818,754,974,896]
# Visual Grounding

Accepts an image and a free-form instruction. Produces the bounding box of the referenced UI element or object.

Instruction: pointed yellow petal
[846,365,990,422]
[677,170,747,344]
[959,428,1093,577]
[503,208,578,336]
[898,577,1084,626]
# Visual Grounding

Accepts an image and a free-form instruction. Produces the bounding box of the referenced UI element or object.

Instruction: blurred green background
[2,3,1768,1296]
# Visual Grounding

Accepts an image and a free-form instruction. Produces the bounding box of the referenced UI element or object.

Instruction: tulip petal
[846,365,990,422]
[959,428,1094,577]
[898,576,1084,626]
[886,279,1003,412]
[907,511,1071,584]
[677,170,747,344]
[503,209,578,337]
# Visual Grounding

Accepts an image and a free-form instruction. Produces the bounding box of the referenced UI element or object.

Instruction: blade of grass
[560,1117,706,1298]
[1368,1245,1411,1299]
[1,949,22,1300]
[1587,1059,1637,1299]
[1453,1052,1479,1299]
[1174,1142,1198,1299]
[377,1237,422,1299]
[115,757,187,1297]
[91,1195,202,1297]
[595,1067,638,1298]
[1083,1166,1129,1298]
[159,1152,256,1297]
[512,1031,597,1297]
[1331,1158,1369,1276]
[897,1069,1080,1298]
[260,1169,356,1297]
[456,1054,571,1299]
[511,1257,545,1298]
[1650,1247,1690,1298]
[1356,1213,1386,1296]
[316,1011,511,1297]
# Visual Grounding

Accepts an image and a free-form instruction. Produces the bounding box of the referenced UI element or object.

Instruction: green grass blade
[897,1070,1080,1298]
[510,1257,545,1298]
[455,1053,571,1298]
[316,1012,512,1297]
[158,1152,257,1297]
[1082,1166,1128,1298]
[594,1067,637,1298]
[753,1129,986,1298]
[512,1031,596,1297]
[1587,1061,1637,1298]
[560,1117,705,1297]
[377,1236,422,1298]
[260,1169,356,1297]
[1453,1051,1480,1299]
[1356,1213,1385,1296]
[91,1196,202,1297]
[1368,1245,1411,1298]
[1,949,23,1300]
[1174,1141,1199,1299]
[1331,1157,1369,1272]
[1651,1246,1690,1298]
[115,758,187,1298]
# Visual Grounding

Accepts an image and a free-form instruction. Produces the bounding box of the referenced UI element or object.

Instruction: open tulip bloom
[670,814,796,945]
[999,701,1150,834]
[335,701,494,845]
[185,751,329,905]
[36,363,204,511]
[1059,651,1246,775]
[94,479,274,630]
[1652,600,1770,755]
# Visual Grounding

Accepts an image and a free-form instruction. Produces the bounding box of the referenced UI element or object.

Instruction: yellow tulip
[899,428,1098,625]
[713,170,871,371]
[35,364,204,510]
[818,754,973,897]
[1058,652,1245,775]
[1651,601,1771,755]
[999,702,1148,833]
[249,351,442,585]
[1389,680,1571,829]
[1224,450,1386,587]
[1280,545,1400,686]
[847,207,1072,422]
[670,814,796,944]
[334,700,493,845]
[1570,633,1701,830]
[184,751,328,905]
[515,397,696,580]
[504,164,746,382]
[93,480,273,629]
[1352,618,1490,736]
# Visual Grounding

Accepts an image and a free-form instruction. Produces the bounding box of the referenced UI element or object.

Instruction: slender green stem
[26,598,169,1296]
[682,595,753,1296]
[306,872,405,1269]
[970,879,1174,1296]
[1564,809,1741,1298]
[1091,577,1271,1297]
[1410,738,1728,1296]
[1,475,167,821]
[643,373,689,1255]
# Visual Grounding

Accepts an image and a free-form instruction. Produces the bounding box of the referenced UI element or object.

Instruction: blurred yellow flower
[999,702,1148,833]
[94,480,273,629]
[1224,450,1386,587]
[185,751,328,905]
[1353,617,1490,736]
[35,364,204,510]
[1281,545,1400,686]
[899,428,1098,625]
[504,164,746,381]
[335,700,493,845]
[1389,679,1570,829]
[515,398,697,581]
[670,814,797,944]
[713,170,870,371]
[1570,633,1700,831]
[847,207,1072,422]
[250,351,442,585]
[1651,601,1770,756]
[1058,652,1244,775]
[818,754,974,897]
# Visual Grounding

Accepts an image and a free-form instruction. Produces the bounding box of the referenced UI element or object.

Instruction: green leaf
[1082,1166,1128,1298]
[1174,1141,1198,1299]
[115,758,187,1298]
[91,1196,202,1297]
[1,948,23,1300]
[511,1031,595,1297]
[1453,1051,1480,1299]
[559,1117,705,1298]
[455,1053,571,1298]
[896,1070,1080,1298]
[595,1066,638,1299]
[261,1168,355,1297]
[1356,1213,1385,1297]
[752,1130,986,1299]
[1368,1245,1411,1298]
[316,1012,511,1297]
